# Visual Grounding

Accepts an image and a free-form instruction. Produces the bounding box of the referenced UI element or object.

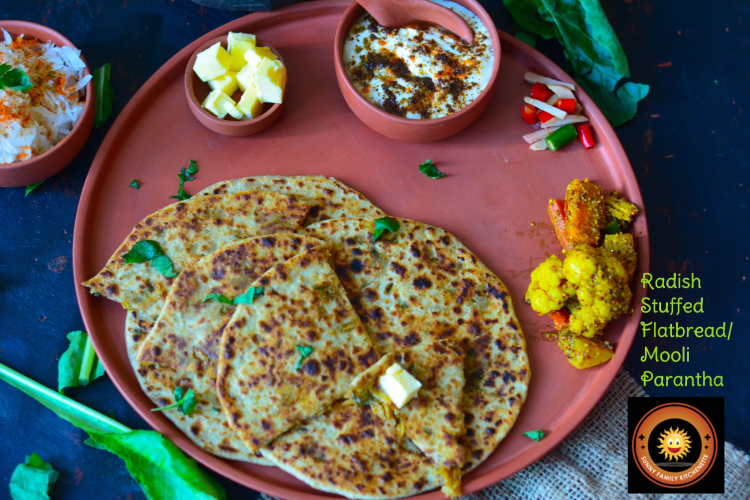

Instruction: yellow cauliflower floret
[527,245,633,337]
[525,255,574,314]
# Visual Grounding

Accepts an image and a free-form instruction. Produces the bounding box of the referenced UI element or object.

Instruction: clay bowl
[333,0,501,142]
[0,21,95,187]
[184,36,286,137]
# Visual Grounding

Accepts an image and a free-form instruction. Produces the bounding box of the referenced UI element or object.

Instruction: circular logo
[632,403,717,488]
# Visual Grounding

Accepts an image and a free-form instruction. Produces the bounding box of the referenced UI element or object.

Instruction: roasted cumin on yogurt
[343,0,493,119]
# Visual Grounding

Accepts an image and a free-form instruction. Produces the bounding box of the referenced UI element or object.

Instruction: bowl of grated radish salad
[0,21,95,187]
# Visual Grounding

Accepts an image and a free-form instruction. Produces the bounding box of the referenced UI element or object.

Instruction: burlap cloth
[261,370,749,500]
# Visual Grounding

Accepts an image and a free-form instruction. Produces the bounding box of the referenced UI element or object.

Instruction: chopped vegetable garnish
[295,345,314,371]
[542,114,589,129]
[9,452,58,500]
[524,97,566,119]
[545,124,578,151]
[547,84,575,100]
[203,293,233,305]
[93,63,113,129]
[529,139,547,151]
[521,103,538,124]
[418,159,444,179]
[0,63,32,92]
[523,72,574,90]
[25,181,43,196]
[556,98,576,113]
[576,124,596,149]
[129,179,140,189]
[170,160,199,201]
[522,429,545,441]
[122,240,178,278]
[530,81,553,101]
[538,111,554,123]
[523,127,561,144]
[152,386,197,415]
[203,286,263,305]
[372,217,400,242]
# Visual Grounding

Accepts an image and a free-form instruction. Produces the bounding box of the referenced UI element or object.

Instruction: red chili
[530,82,553,102]
[576,124,596,149]
[521,104,539,124]
[538,111,555,123]
[556,98,576,113]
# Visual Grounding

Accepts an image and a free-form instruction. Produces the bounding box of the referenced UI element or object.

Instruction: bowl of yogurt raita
[334,0,500,142]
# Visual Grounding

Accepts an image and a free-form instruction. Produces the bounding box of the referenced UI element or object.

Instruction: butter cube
[379,363,421,409]
[243,46,278,68]
[227,32,256,71]
[255,58,286,104]
[237,83,264,119]
[193,42,231,82]
[236,63,256,93]
[202,89,237,119]
[207,71,239,96]
[223,100,245,120]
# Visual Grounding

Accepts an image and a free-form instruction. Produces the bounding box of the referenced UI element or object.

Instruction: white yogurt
[343,0,494,119]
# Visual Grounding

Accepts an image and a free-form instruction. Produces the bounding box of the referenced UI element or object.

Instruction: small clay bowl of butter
[334,0,501,142]
[185,35,286,137]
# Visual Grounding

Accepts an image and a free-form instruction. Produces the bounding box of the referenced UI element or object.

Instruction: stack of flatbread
[84,176,530,499]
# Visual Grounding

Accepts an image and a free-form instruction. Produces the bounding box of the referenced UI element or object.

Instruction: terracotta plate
[73,1,649,498]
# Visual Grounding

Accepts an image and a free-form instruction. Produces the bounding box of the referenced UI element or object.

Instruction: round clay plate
[73,1,649,498]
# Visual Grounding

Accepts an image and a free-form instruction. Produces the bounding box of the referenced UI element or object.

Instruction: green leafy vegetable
[203,286,263,306]
[522,429,545,441]
[295,345,313,371]
[151,386,197,415]
[372,217,400,243]
[0,63,33,92]
[58,331,106,393]
[502,0,649,126]
[418,159,444,179]
[0,362,226,500]
[129,180,140,189]
[93,63,113,128]
[233,286,263,305]
[25,182,43,197]
[122,240,178,278]
[170,160,199,201]
[9,452,58,500]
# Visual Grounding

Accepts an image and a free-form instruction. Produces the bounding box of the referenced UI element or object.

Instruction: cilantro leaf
[233,286,263,305]
[203,293,233,305]
[502,0,649,126]
[170,160,199,201]
[9,452,58,500]
[58,331,106,393]
[418,159,444,179]
[93,63,113,129]
[0,64,33,92]
[123,240,162,263]
[25,181,43,197]
[151,387,197,415]
[522,429,544,441]
[122,240,178,278]
[0,362,227,500]
[295,345,314,371]
[372,217,400,242]
[129,180,139,189]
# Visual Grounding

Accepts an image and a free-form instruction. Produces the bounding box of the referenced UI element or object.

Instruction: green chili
[545,124,578,151]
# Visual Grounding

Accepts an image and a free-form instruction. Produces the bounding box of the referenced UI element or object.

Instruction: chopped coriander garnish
[129,179,140,189]
[372,217,400,243]
[170,160,199,201]
[25,181,43,196]
[522,429,544,441]
[0,64,33,92]
[295,345,314,371]
[418,159,444,179]
[203,286,263,306]
[93,63,113,128]
[122,240,177,278]
[151,386,197,415]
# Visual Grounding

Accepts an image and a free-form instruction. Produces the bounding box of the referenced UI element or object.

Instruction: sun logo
[657,427,692,461]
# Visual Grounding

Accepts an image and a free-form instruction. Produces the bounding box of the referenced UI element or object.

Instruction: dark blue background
[1,1,747,498]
